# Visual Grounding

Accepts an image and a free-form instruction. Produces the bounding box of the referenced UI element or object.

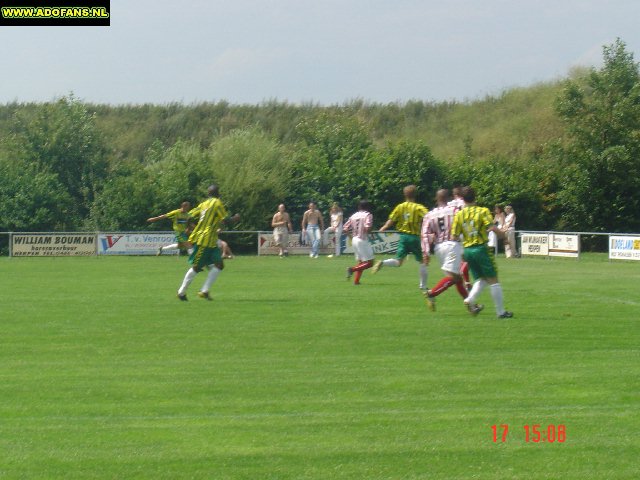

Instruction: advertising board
[11,233,96,257]
[548,234,580,258]
[98,233,177,255]
[520,233,549,256]
[609,235,640,261]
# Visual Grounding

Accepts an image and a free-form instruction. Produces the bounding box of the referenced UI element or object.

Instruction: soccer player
[176,185,239,301]
[447,186,472,290]
[147,201,194,255]
[421,189,475,311]
[271,204,293,257]
[447,187,465,209]
[451,186,513,318]
[372,185,429,290]
[301,201,324,258]
[343,200,375,285]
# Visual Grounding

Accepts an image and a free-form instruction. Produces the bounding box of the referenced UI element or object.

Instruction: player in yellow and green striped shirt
[372,185,430,290]
[177,184,240,301]
[451,186,513,318]
[147,201,194,255]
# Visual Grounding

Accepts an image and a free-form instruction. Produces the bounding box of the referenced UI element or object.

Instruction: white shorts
[273,227,288,246]
[434,241,463,274]
[352,237,374,262]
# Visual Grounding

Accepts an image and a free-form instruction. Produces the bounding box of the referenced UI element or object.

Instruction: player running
[147,201,194,255]
[421,189,477,312]
[176,185,239,301]
[372,185,429,290]
[451,186,513,318]
[447,186,472,290]
[447,187,465,209]
[343,200,375,285]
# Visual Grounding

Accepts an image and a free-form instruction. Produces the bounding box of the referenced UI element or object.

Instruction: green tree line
[1,40,639,250]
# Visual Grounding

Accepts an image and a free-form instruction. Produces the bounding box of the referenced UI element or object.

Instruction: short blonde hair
[403,185,417,200]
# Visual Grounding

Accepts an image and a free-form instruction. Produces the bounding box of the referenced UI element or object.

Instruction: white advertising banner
[98,232,177,255]
[520,233,549,256]
[549,234,580,258]
[12,233,96,257]
[365,232,401,255]
[258,231,401,256]
[609,235,640,261]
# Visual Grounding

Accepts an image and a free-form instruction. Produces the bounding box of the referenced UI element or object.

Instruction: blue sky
[1,0,639,105]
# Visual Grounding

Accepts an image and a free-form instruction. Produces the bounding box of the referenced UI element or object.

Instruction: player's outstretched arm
[146,214,167,223]
[379,219,394,233]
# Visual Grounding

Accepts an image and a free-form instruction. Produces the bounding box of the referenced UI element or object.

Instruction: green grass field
[1,254,638,479]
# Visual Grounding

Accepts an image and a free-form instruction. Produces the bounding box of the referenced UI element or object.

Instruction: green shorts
[189,244,222,270]
[176,231,189,243]
[463,244,498,279]
[397,233,422,262]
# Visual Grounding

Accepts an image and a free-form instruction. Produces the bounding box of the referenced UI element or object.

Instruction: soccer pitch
[1,254,638,479]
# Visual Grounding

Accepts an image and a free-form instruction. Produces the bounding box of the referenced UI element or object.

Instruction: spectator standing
[488,205,505,253]
[503,205,517,258]
[301,202,324,258]
[272,204,293,257]
[323,202,344,257]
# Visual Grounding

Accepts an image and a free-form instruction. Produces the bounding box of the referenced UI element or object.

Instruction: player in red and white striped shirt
[445,186,472,288]
[421,189,473,311]
[447,186,466,209]
[343,200,375,285]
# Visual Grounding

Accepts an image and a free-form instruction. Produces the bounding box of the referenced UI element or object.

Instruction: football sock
[419,264,428,289]
[352,260,373,272]
[460,262,470,284]
[466,279,487,304]
[382,259,401,267]
[354,270,363,284]
[178,268,197,295]
[201,266,221,292]
[455,279,468,299]
[162,243,179,252]
[430,277,455,297]
[490,283,505,315]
